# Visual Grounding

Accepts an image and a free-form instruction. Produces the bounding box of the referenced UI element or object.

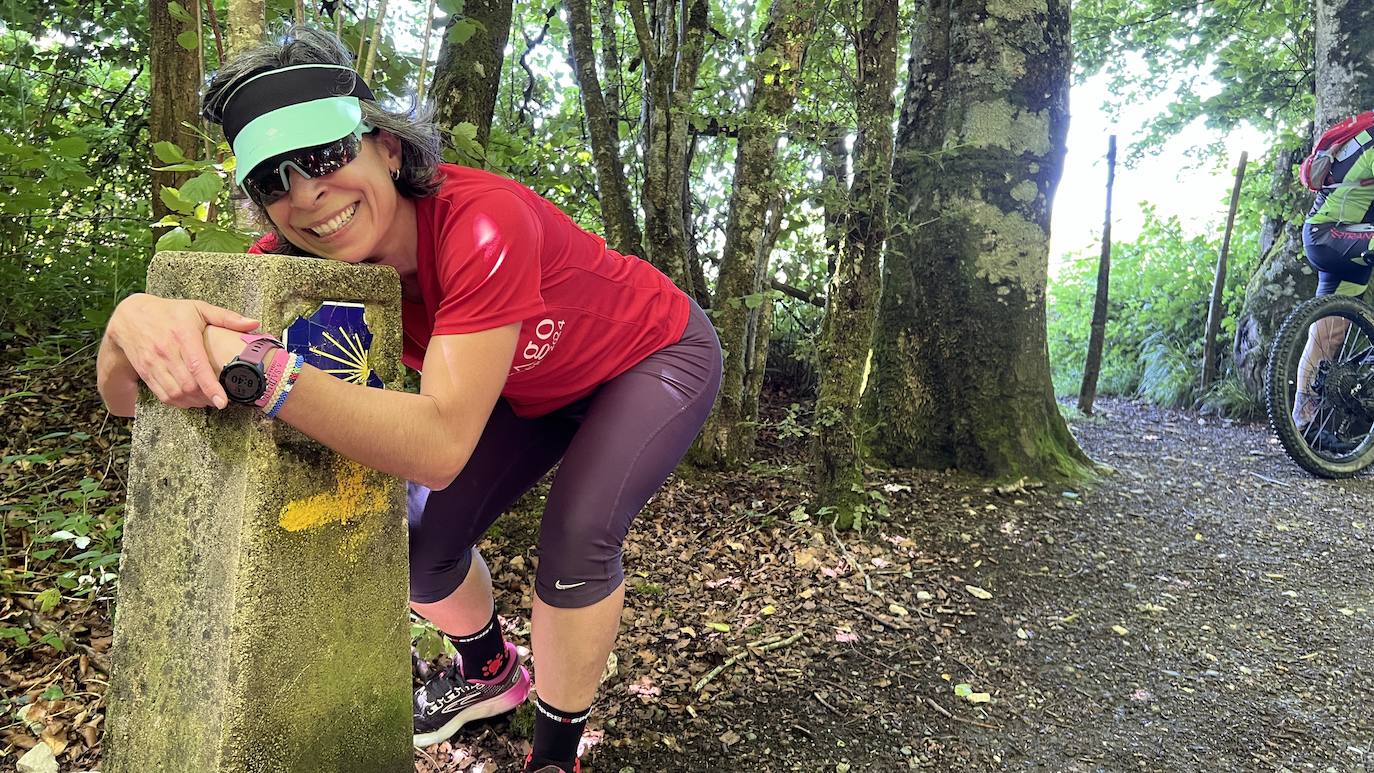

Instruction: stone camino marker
[103,252,412,773]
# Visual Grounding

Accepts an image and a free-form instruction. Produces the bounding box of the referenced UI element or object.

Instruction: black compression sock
[530,696,589,770]
[452,607,508,681]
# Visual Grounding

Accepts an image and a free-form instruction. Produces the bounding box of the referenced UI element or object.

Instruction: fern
[1136,331,1196,408]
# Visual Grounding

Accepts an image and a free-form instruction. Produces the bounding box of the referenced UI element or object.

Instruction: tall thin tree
[565,0,647,258]
[429,0,514,155]
[810,0,899,527]
[692,0,822,468]
[150,0,203,229]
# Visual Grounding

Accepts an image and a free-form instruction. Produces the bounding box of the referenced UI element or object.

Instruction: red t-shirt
[251,164,691,417]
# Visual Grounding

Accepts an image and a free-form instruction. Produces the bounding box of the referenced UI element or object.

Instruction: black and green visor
[219,64,376,185]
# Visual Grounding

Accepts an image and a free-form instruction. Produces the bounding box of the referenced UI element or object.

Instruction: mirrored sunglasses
[243,123,371,206]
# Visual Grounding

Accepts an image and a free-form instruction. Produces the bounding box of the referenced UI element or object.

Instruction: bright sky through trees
[1051,66,1269,272]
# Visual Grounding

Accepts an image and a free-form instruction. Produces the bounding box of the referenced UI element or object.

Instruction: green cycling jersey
[1308,141,1374,225]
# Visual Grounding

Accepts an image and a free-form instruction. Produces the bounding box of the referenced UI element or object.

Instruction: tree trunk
[742,199,786,426]
[1231,144,1313,397]
[430,0,513,155]
[691,0,821,468]
[225,0,265,58]
[150,0,202,226]
[861,0,1093,481]
[567,0,646,258]
[632,0,709,295]
[226,0,267,233]
[810,0,899,527]
[821,130,849,282]
[1078,135,1117,415]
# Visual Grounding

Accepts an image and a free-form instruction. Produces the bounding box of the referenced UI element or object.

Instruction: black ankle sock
[451,608,508,681]
[530,696,589,769]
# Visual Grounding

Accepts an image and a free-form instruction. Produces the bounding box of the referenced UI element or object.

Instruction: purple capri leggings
[407,300,722,609]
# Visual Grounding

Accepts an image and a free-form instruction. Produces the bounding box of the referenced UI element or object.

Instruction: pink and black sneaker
[412,642,530,747]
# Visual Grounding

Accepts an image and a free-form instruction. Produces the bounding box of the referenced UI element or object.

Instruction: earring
[390,168,400,181]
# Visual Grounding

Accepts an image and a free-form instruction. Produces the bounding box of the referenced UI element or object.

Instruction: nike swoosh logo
[555,580,588,590]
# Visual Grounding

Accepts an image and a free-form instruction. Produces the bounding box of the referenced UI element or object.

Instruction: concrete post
[104,251,411,773]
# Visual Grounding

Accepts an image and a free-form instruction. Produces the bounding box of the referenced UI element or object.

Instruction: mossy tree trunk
[226,0,267,234]
[810,0,899,527]
[860,0,1093,481]
[691,0,821,468]
[149,0,201,226]
[567,0,646,259]
[630,0,709,296]
[429,0,513,156]
[742,196,786,423]
[1233,0,1373,398]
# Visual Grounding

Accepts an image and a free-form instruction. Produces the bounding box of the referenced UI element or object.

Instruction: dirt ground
[5,387,1374,772]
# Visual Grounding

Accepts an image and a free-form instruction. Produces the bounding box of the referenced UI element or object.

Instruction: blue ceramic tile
[282,302,385,389]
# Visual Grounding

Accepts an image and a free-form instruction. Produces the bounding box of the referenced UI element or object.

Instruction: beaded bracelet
[265,353,305,418]
[253,347,290,409]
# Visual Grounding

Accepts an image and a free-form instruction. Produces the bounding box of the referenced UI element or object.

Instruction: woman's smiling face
[264,131,404,265]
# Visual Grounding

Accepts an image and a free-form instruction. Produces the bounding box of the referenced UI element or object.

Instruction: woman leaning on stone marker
[95,25,721,773]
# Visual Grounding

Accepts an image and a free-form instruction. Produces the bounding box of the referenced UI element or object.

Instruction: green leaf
[153,141,188,163]
[159,186,196,214]
[155,227,193,252]
[50,136,89,158]
[177,29,199,51]
[41,681,65,698]
[179,171,222,204]
[448,18,478,46]
[706,622,731,632]
[167,0,194,22]
[0,627,30,647]
[35,587,60,613]
[191,227,251,253]
[436,0,465,15]
[40,634,65,654]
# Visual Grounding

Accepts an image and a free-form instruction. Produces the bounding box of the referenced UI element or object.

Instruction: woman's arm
[97,293,261,416]
[205,323,520,490]
[96,333,140,417]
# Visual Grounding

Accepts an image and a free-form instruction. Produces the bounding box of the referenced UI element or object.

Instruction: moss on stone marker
[103,252,411,773]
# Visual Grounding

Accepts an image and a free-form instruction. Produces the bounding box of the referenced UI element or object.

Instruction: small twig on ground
[849,604,914,631]
[693,630,805,692]
[1247,471,1291,487]
[831,523,874,594]
[812,691,843,715]
[925,697,999,730]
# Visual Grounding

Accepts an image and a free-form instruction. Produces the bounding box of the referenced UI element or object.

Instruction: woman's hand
[102,293,260,410]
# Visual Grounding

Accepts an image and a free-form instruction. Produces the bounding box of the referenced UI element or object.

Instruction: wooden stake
[1078,135,1117,415]
[1202,151,1248,390]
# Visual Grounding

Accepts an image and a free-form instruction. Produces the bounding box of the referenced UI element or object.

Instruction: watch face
[220,362,265,403]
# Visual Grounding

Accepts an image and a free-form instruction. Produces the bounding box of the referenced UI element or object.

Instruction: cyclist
[95,26,721,773]
[1294,124,1374,452]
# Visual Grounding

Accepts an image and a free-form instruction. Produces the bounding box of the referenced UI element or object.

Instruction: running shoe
[412,642,530,747]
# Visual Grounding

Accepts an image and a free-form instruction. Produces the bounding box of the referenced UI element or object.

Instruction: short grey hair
[202,25,443,252]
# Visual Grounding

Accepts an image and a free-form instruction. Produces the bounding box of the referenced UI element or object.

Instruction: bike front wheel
[1265,294,1374,478]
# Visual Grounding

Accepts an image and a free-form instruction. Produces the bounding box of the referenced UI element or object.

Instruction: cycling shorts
[1304,221,1374,296]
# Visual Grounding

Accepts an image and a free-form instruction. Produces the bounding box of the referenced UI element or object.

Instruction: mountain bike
[1266,291,1374,477]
